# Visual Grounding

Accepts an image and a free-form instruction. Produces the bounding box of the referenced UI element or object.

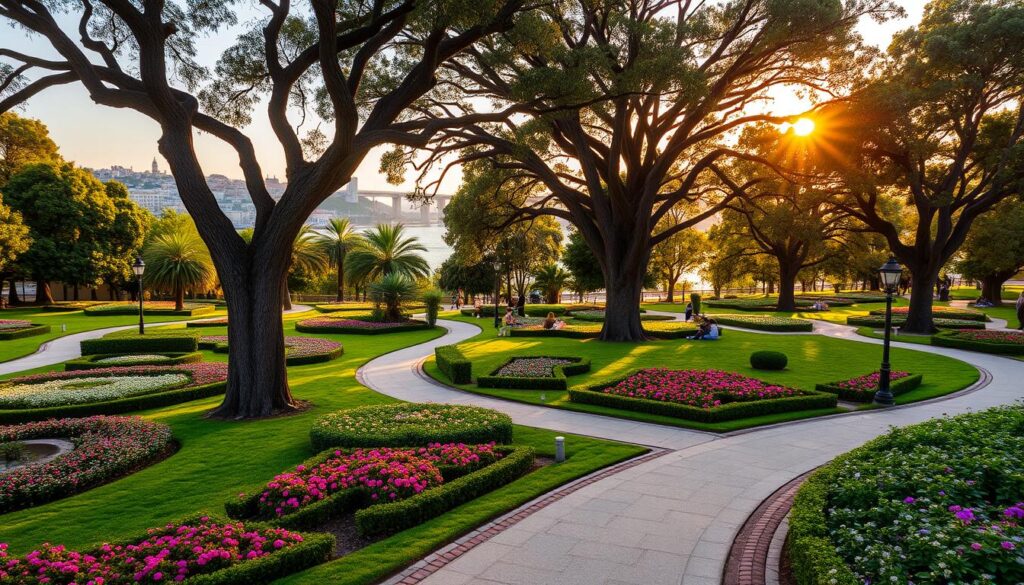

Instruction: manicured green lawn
[425,314,979,432]
[0,306,228,363]
[0,312,645,584]
[644,296,906,325]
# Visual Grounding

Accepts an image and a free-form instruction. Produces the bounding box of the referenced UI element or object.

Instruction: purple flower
[955,508,975,523]
[903,497,916,504]
[1001,541,1016,550]
[970,543,983,551]
[1004,506,1024,519]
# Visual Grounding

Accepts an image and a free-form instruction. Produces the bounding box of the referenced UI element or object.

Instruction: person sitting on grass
[975,296,994,308]
[542,311,566,330]
[693,315,720,340]
[499,306,521,336]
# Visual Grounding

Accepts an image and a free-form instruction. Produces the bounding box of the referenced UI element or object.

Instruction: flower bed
[509,322,604,338]
[0,320,50,340]
[815,371,923,402]
[83,301,217,317]
[315,302,425,313]
[476,356,591,390]
[569,310,672,322]
[0,515,333,585]
[199,335,343,365]
[788,406,1024,585]
[64,352,204,371]
[0,363,228,423]
[705,297,815,311]
[186,317,229,328]
[227,444,534,536]
[295,316,433,335]
[569,368,836,423]
[310,403,513,450]
[869,306,988,321]
[708,314,813,332]
[846,315,986,329]
[0,416,173,513]
[40,301,110,312]
[932,329,1024,355]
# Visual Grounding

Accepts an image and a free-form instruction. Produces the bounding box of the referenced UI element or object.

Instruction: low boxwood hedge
[64,351,204,370]
[0,324,50,340]
[931,329,1024,355]
[186,318,229,328]
[750,350,788,370]
[869,307,988,321]
[80,332,200,355]
[314,302,426,313]
[846,315,986,330]
[476,356,591,390]
[435,344,472,383]
[40,301,109,312]
[815,373,923,402]
[294,317,433,335]
[309,403,514,450]
[568,373,837,423]
[83,302,217,316]
[711,314,814,332]
[198,336,343,365]
[509,325,601,339]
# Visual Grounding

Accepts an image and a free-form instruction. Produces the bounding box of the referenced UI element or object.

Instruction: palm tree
[346,223,430,283]
[370,272,419,321]
[316,217,362,302]
[282,225,329,310]
[533,264,569,304]
[143,230,214,310]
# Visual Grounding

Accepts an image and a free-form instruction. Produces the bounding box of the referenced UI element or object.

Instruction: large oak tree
[0,0,526,417]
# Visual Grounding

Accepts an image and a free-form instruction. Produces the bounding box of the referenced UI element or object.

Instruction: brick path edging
[380,448,672,585]
[721,471,812,585]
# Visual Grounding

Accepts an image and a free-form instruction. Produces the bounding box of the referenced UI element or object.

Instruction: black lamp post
[873,257,903,406]
[133,255,146,334]
[492,258,501,329]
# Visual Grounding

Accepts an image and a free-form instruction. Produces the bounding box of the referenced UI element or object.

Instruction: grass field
[0,305,228,363]
[425,314,980,432]
[0,311,645,584]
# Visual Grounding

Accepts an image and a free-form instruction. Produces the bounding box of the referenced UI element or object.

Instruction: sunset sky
[5,1,928,191]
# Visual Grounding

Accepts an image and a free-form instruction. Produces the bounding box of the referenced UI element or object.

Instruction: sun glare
[792,118,816,137]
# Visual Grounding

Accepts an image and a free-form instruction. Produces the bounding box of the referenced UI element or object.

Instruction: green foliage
[422,289,443,326]
[846,315,985,330]
[711,314,813,332]
[0,324,50,340]
[815,373,922,402]
[143,230,215,309]
[0,193,30,275]
[532,265,570,304]
[435,345,473,384]
[369,272,420,322]
[295,318,432,335]
[83,303,216,317]
[309,403,514,451]
[346,223,430,284]
[749,350,788,370]
[0,112,59,187]
[690,293,701,315]
[64,352,204,371]
[80,334,199,355]
[956,199,1024,284]
[931,330,1024,355]
[562,230,605,297]
[437,254,497,297]
[314,218,363,301]
[476,357,591,390]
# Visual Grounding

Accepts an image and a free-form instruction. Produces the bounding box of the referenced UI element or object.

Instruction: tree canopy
[0,112,59,187]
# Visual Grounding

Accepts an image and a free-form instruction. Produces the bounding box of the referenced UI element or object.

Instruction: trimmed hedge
[788,469,860,585]
[931,330,1024,355]
[64,351,204,371]
[571,311,671,322]
[315,302,426,313]
[83,302,217,316]
[711,314,813,332]
[186,318,229,328]
[81,333,199,355]
[750,351,788,370]
[815,373,923,402]
[0,324,50,340]
[435,344,472,383]
[227,446,533,538]
[868,307,988,321]
[310,403,514,450]
[845,315,986,330]
[476,356,591,390]
[461,306,499,318]
[294,318,433,335]
[509,325,601,339]
[198,336,343,366]
[569,373,837,423]
[0,379,227,424]
[40,301,109,312]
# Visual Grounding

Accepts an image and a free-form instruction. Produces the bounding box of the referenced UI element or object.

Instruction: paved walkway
[359,316,1024,585]
[0,305,311,376]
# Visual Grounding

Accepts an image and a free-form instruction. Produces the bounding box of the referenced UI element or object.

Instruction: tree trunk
[209,268,294,419]
[335,257,345,302]
[33,279,53,305]
[601,262,646,341]
[174,286,185,311]
[72,285,80,301]
[665,276,676,303]
[903,267,939,334]
[981,272,1013,307]
[8,279,19,305]
[90,288,98,301]
[776,261,799,312]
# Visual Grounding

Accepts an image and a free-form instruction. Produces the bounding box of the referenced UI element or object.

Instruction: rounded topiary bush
[750,350,788,370]
[310,403,514,450]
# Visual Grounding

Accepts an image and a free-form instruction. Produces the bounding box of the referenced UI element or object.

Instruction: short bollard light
[61,323,66,332]
[555,436,565,463]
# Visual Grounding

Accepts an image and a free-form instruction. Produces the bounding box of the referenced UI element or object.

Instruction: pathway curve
[0,304,311,377]
[358,316,1024,585]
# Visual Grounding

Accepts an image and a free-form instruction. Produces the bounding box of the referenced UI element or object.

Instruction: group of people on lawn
[495,306,719,339]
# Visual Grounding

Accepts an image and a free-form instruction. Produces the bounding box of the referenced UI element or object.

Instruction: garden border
[309,403,514,450]
[198,336,343,365]
[295,318,433,335]
[710,314,814,332]
[64,351,204,371]
[476,356,591,390]
[931,330,1024,355]
[0,324,51,341]
[815,373,923,402]
[83,303,217,317]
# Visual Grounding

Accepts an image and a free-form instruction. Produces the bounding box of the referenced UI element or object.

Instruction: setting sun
[793,117,816,136]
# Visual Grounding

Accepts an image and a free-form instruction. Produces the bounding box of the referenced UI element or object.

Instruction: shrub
[570,310,672,322]
[711,314,813,332]
[422,289,443,327]
[509,323,602,338]
[64,351,204,371]
[0,514,334,585]
[476,356,591,390]
[815,371,923,402]
[869,306,988,321]
[186,317,229,328]
[315,302,425,313]
[690,292,701,315]
[40,301,109,312]
[0,363,228,423]
[0,322,50,340]
[435,344,472,383]
[569,368,836,423]
[199,336,342,365]
[294,316,432,335]
[310,403,513,450]
[523,304,568,317]
[83,301,217,316]
[932,329,1024,355]
[749,350,788,370]
[846,315,985,330]
[0,416,173,513]
[789,406,1024,585]
[641,321,701,339]
[460,305,498,318]
[81,332,199,355]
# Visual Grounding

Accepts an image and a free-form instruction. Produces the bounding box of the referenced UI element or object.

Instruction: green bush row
[787,467,861,585]
[711,315,814,332]
[868,308,987,321]
[0,324,50,340]
[355,445,535,537]
[508,326,600,339]
[294,319,433,335]
[197,337,343,365]
[309,403,514,450]
[436,344,472,383]
[83,303,217,316]
[64,351,204,371]
[846,315,985,330]
[186,319,229,328]
[81,333,199,355]
[568,377,837,423]
[931,331,1024,355]
[815,373,923,402]
[0,380,226,424]
[476,357,591,390]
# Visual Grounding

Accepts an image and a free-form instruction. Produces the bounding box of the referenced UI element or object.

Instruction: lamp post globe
[873,257,903,406]
[133,255,146,334]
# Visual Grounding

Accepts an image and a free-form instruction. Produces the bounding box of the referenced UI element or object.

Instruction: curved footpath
[360,316,1024,585]
[0,305,311,376]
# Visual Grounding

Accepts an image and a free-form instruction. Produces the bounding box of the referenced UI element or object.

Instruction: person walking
[684,302,693,322]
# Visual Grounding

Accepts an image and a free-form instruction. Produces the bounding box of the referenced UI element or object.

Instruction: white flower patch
[0,374,189,408]
[95,355,173,365]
